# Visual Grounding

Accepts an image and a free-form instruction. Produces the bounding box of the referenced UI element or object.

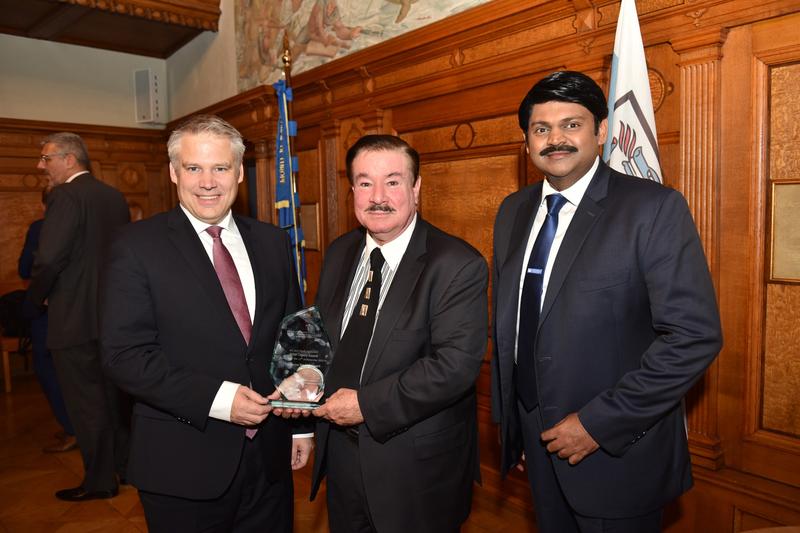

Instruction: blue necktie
[516,193,567,412]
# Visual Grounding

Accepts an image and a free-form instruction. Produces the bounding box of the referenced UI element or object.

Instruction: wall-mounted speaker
[134,68,163,124]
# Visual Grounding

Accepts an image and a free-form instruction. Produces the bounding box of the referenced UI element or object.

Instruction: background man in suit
[18,188,76,453]
[25,132,130,501]
[491,71,723,532]
[309,134,488,533]
[100,115,312,532]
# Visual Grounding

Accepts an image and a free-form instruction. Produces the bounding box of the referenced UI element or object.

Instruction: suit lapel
[236,216,261,349]
[167,208,246,348]
[360,221,427,383]
[327,233,366,348]
[539,163,610,325]
[496,185,540,352]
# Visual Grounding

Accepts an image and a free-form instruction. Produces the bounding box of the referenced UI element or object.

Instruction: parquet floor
[0,369,536,532]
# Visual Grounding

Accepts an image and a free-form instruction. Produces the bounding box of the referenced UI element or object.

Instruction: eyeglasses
[39,152,67,162]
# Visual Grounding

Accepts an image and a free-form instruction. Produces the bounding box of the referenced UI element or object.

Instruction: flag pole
[280,35,306,301]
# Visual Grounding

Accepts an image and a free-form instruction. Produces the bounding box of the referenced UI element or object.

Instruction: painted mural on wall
[235,0,491,91]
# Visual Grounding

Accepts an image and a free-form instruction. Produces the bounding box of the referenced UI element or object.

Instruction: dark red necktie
[206,226,256,438]
[206,226,252,345]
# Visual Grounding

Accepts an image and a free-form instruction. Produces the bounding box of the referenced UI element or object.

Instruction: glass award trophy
[269,306,332,409]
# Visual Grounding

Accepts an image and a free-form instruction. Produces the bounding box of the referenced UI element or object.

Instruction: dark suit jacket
[491,161,722,518]
[26,173,130,349]
[100,207,301,499]
[311,218,488,533]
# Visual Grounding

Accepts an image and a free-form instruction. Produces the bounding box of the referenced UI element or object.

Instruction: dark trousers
[326,427,377,533]
[52,341,129,491]
[31,313,73,435]
[518,402,662,533]
[139,436,293,533]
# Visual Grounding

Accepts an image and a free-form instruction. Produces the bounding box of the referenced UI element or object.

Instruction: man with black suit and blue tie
[101,115,312,532]
[491,71,722,532]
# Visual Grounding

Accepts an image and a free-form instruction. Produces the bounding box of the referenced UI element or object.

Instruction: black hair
[517,71,608,135]
[345,134,420,185]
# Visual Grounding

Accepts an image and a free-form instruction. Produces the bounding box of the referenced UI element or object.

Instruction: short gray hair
[167,114,246,172]
[41,132,90,169]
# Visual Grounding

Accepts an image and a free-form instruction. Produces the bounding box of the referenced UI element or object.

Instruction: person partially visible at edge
[491,71,722,533]
[18,187,77,454]
[25,132,131,501]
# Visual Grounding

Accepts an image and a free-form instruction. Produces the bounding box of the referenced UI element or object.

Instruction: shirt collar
[65,170,89,183]
[365,213,417,272]
[541,156,599,208]
[180,205,239,238]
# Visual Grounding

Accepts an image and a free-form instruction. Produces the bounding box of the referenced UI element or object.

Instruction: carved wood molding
[319,120,343,240]
[675,30,727,467]
[57,0,220,30]
[169,85,276,141]
[286,1,800,132]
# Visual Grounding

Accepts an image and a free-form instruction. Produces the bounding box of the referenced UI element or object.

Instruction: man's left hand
[540,412,599,465]
[291,437,314,470]
[313,388,363,426]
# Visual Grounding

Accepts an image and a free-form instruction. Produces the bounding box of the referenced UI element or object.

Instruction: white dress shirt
[65,170,89,183]
[180,206,256,422]
[340,214,417,383]
[513,156,599,362]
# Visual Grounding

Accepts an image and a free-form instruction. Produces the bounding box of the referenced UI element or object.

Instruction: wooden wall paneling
[761,61,800,444]
[671,28,728,470]
[296,146,321,303]
[191,1,800,528]
[735,14,800,489]
[762,284,800,435]
[716,18,757,480]
[0,119,168,296]
[0,190,42,296]
[319,119,346,246]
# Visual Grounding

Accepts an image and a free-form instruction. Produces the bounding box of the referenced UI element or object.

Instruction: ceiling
[0,0,220,58]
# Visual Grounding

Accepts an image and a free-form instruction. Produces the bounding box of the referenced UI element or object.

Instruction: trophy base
[270,400,322,409]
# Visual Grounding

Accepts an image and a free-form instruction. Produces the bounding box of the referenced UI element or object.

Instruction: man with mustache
[491,71,722,532]
[309,134,488,532]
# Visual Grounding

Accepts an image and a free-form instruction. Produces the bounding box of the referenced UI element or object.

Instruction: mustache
[539,144,578,157]
[366,204,395,213]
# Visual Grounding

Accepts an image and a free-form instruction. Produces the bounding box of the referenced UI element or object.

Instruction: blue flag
[273,78,307,304]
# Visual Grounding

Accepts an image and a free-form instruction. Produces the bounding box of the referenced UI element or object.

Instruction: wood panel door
[718,12,800,490]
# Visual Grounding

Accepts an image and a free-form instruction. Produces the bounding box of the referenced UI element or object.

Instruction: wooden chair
[1,332,31,394]
[2,336,15,393]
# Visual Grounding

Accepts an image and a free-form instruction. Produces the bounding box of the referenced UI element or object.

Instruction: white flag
[603,0,662,183]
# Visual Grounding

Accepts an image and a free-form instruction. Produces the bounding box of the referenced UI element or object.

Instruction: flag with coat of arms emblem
[603,0,662,183]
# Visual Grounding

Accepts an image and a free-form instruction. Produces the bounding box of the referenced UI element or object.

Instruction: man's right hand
[229,385,271,426]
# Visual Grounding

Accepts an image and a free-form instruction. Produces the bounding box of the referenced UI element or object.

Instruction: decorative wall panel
[762,284,800,436]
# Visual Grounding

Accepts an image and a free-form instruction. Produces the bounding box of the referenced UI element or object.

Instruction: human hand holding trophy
[269,306,332,412]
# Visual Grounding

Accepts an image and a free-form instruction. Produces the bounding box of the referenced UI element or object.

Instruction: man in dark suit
[309,134,488,533]
[25,132,130,501]
[491,71,723,532]
[100,115,311,532]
